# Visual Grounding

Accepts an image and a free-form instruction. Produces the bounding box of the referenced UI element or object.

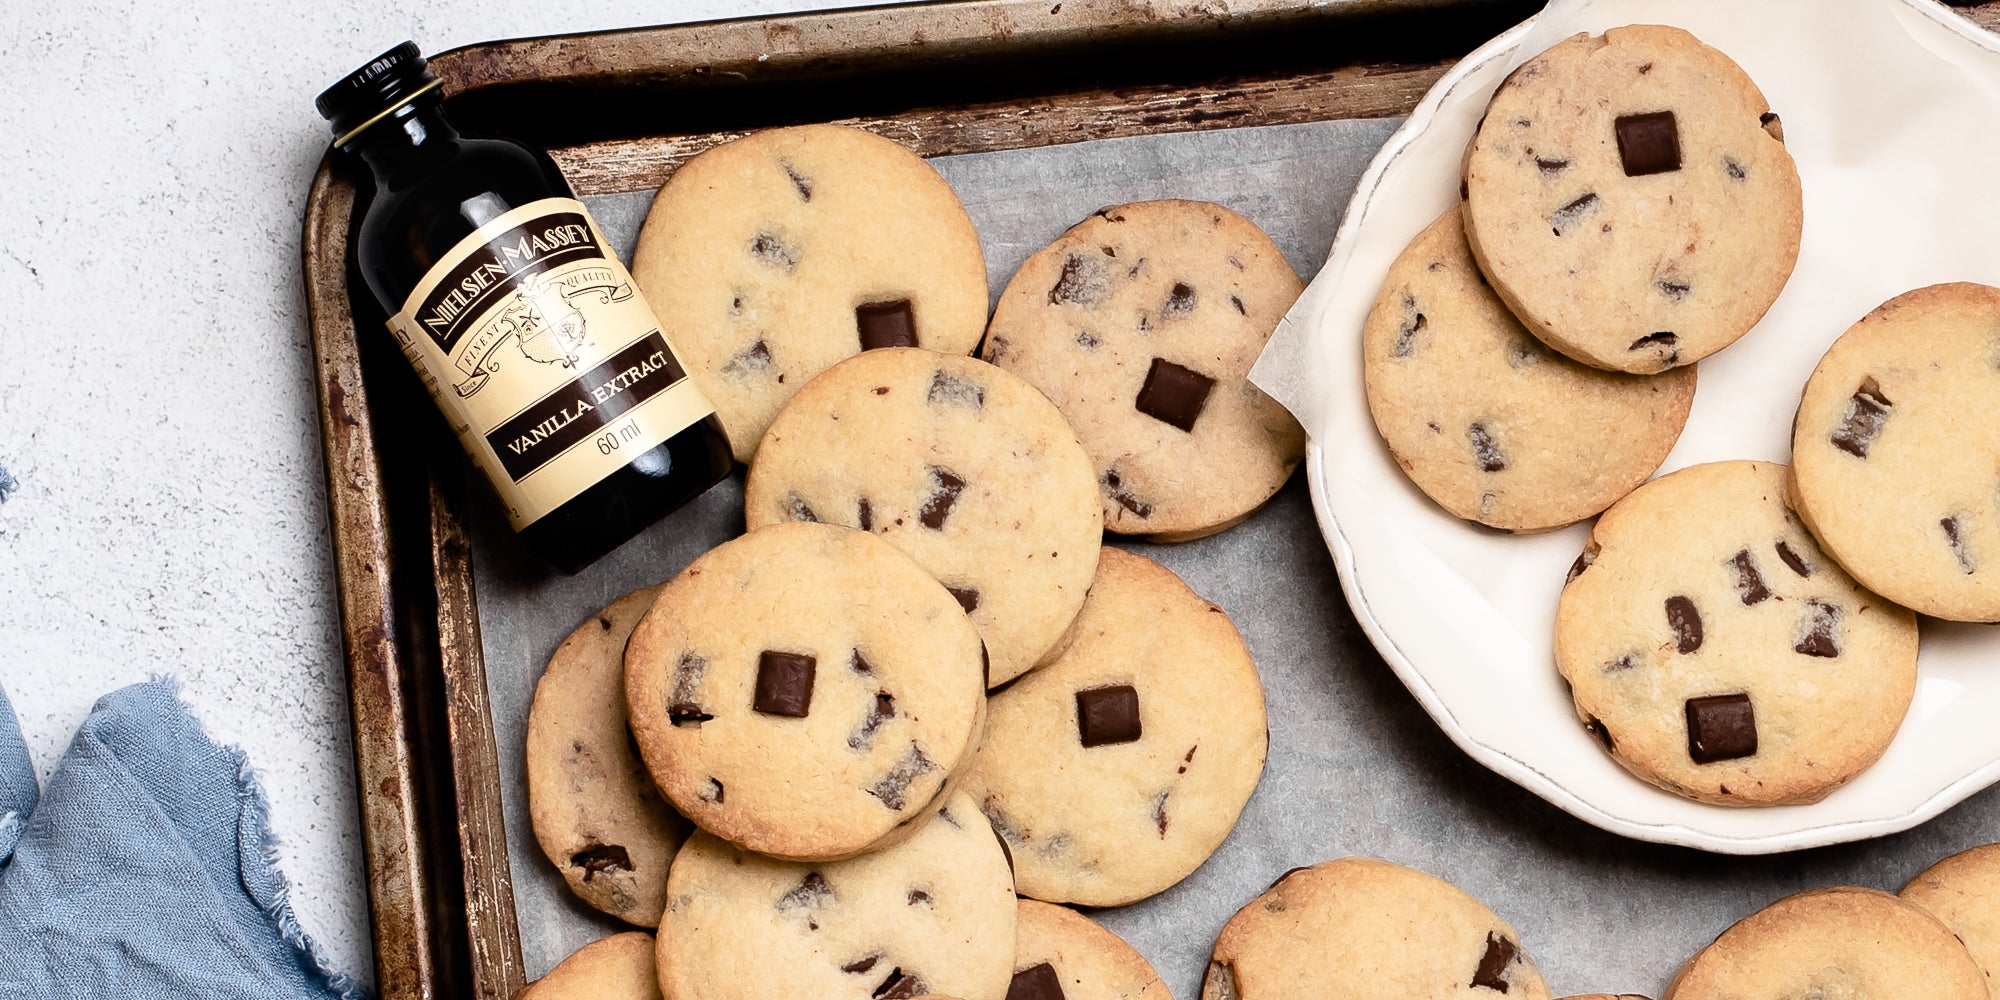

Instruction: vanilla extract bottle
[318,42,731,571]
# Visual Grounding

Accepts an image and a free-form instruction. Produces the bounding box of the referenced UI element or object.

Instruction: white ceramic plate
[1269,0,2000,853]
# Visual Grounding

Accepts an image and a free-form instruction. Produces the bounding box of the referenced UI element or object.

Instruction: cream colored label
[387,197,714,529]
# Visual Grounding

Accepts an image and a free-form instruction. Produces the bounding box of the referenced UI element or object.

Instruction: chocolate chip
[1686,693,1757,763]
[1163,282,1198,319]
[1944,515,1978,573]
[1135,358,1216,433]
[1831,377,1893,458]
[1468,422,1507,473]
[1535,156,1570,174]
[1602,653,1637,673]
[927,369,985,410]
[669,652,712,728]
[754,651,816,718]
[843,957,882,975]
[1725,157,1747,180]
[1761,111,1785,142]
[1076,684,1142,747]
[1549,192,1600,235]
[1392,294,1427,357]
[873,968,928,999]
[700,778,724,803]
[1151,790,1171,837]
[1007,962,1066,1000]
[1567,547,1597,584]
[781,162,813,201]
[1730,550,1772,605]
[848,691,896,751]
[1630,331,1678,352]
[947,586,980,615]
[1049,252,1110,306]
[856,300,918,351]
[1657,278,1691,301]
[778,872,833,911]
[906,889,932,906]
[1230,294,1246,315]
[1666,596,1703,654]
[1102,468,1154,519]
[1583,717,1616,752]
[782,492,820,523]
[1615,111,1682,176]
[851,650,874,674]
[919,467,966,530]
[750,232,799,272]
[723,339,773,376]
[867,743,937,810]
[569,843,631,881]
[1795,600,1842,658]
[1776,540,1813,577]
[857,497,874,531]
[1075,330,1100,348]
[1472,933,1516,992]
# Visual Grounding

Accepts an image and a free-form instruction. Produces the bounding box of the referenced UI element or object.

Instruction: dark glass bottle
[317,42,732,572]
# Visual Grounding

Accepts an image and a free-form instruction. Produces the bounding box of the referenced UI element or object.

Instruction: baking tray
[299,2,2000,998]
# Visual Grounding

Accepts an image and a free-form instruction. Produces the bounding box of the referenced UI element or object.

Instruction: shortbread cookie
[1011,898,1170,1000]
[982,200,1306,540]
[1557,461,1919,806]
[625,522,987,861]
[1363,209,1696,531]
[1203,858,1551,1000]
[1901,843,2000,992]
[1463,25,1801,373]
[521,931,662,1000]
[963,548,1266,907]
[657,792,1015,1000]
[1790,283,2000,622]
[744,348,1102,685]
[1665,888,1985,1000]
[631,124,988,461]
[528,586,690,926]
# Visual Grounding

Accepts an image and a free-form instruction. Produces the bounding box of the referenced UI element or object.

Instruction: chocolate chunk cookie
[1463,25,1802,373]
[1665,887,1985,1000]
[1790,283,2000,622]
[520,931,662,1000]
[1203,858,1551,1000]
[1901,843,2000,992]
[528,586,691,926]
[961,548,1266,907]
[982,200,1307,540]
[630,124,988,461]
[624,522,987,861]
[1557,461,1919,806]
[744,348,1102,686]
[1363,209,1696,530]
[656,792,1015,1000]
[1011,898,1170,1000]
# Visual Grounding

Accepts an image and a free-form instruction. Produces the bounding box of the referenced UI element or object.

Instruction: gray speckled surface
[468,117,2000,999]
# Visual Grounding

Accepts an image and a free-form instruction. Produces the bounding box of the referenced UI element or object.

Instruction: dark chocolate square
[856,299,918,351]
[1135,358,1216,433]
[1007,962,1067,1000]
[1615,111,1682,176]
[754,651,816,718]
[1685,693,1757,764]
[1076,685,1142,747]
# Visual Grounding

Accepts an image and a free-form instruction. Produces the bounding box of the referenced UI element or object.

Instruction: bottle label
[386,197,715,529]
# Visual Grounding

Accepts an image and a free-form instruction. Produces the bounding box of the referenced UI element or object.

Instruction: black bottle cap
[316,42,439,144]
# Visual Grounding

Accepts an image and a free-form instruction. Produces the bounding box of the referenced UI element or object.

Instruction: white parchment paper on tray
[466,85,2000,1000]
[1252,0,2000,859]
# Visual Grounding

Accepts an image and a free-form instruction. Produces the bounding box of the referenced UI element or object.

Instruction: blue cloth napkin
[0,680,364,1000]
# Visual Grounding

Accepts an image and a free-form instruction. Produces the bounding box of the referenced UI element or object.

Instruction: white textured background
[0,1,858,989]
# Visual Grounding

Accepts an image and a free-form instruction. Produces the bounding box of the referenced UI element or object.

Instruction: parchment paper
[469,107,2000,999]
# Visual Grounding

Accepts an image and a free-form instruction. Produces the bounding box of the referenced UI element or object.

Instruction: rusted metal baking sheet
[299,1,2000,997]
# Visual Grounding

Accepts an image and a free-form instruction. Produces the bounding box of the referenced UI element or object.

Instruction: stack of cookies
[1365,24,2000,807]
[519,122,1309,998]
